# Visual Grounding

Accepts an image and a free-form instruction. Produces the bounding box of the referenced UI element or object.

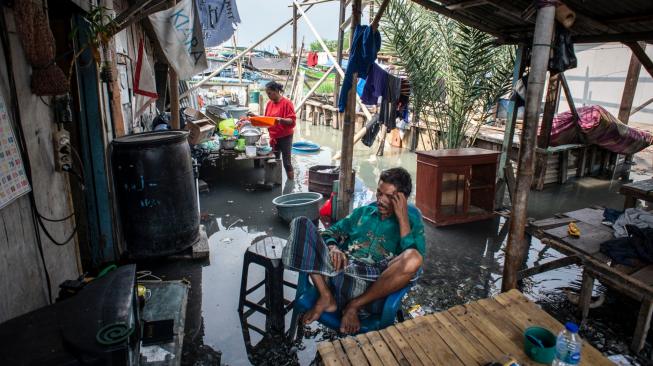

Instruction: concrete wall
[559,43,653,124]
[0,9,80,323]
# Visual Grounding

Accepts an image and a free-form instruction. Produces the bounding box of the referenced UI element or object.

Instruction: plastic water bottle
[552,322,582,366]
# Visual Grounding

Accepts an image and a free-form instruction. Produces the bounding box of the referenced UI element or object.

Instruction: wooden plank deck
[317,290,612,365]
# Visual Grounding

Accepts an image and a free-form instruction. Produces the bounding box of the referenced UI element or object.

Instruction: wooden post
[502,4,556,292]
[632,299,653,353]
[167,0,180,129]
[495,44,526,208]
[334,0,346,130]
[618,42,644,180]
[292,3,298,64]
[336,0,361,220]
[534,73,561,190]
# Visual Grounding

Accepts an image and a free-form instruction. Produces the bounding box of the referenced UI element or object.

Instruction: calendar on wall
[0,95,31,209]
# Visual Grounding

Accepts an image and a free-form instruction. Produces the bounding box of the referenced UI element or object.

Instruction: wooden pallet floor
[317,290,612,366]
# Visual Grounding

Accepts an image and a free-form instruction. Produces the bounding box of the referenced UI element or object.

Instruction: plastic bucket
[249,90,261,104]
[245,145,257,157]
[272,192,323,222]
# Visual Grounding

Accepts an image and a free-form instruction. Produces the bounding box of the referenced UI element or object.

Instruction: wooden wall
[0,9,79,323]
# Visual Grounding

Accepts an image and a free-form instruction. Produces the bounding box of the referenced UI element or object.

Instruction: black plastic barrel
[111,131,199,258]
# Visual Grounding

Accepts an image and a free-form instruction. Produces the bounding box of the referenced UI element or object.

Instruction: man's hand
[275,117,282,125]
[392,192,408,222]
[329,246,348,271]
[392,192,411,238]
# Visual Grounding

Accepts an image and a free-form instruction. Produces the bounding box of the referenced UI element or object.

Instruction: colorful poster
[0,95,31,209]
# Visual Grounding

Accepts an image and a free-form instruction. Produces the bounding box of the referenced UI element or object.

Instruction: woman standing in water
[247,81,296,180]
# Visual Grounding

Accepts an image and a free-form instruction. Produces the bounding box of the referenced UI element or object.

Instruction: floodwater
[166,123,651,365]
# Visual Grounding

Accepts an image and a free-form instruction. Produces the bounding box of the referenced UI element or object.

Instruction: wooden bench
[528,207,653,354]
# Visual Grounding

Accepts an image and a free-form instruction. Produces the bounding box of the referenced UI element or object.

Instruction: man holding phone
[282,167,425,334]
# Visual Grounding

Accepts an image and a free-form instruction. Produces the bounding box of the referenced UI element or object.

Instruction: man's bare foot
[303,294,337,324]
[340,305,360,334]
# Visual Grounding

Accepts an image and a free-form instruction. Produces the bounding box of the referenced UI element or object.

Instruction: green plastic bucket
[249,90,261,104]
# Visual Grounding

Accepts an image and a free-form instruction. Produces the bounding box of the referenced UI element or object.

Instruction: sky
[232,0,368,52]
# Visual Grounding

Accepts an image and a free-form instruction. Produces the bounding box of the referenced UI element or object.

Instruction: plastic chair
[290,271,411,335]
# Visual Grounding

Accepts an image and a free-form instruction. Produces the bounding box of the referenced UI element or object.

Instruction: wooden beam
[370,0,390,30]
[495,44,526,208]
[502,4,556,292]
[295,66,336,113]
[618,42,644,180]
[518,255,579,280]
[181,0,316,99]
[446,0,488,11]
[538,73,561,149]
[632,299,653,353]
[292,0,372,121]
[534,73,561,190]
[619,43,644,123]
[168,0,180,129]
[572,32,653,44]
[410,0,504,40]
[624,42,653,82]
[333,0,346,130]
[110,0,168,37]
[631,97,653,116]
[336,0,362,220]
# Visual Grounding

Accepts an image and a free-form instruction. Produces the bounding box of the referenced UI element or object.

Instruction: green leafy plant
[68,6,116,81]
[381,0,514,149]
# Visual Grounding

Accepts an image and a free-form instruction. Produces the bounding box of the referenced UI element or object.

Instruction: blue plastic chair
[291,271,411,335]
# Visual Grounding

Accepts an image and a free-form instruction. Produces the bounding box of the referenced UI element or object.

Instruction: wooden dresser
[416,148,500,226]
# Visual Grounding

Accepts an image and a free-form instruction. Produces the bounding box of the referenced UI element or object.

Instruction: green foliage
[381,0,514,149]
[308,33,350,53]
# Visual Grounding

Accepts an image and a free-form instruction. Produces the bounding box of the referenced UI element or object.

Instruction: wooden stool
[238,237,295,333]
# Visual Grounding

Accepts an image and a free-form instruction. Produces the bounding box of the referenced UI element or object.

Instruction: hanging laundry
[317,52,329,66]
[379,74,402,130]
[361,63,388,105]
[397,78,411,124]
[362,114,381,147]
[338,25,381,112]
[307,52,318,67]
[357,78,366,97]
[198,0,241,48]
[149,0,208,79]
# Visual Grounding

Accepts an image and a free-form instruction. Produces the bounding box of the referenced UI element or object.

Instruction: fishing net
[14,0,69,96]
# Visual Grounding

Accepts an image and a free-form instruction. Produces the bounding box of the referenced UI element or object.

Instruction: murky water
[187,123,651,365]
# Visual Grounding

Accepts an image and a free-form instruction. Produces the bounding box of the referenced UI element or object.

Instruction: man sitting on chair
[282,167,425,334]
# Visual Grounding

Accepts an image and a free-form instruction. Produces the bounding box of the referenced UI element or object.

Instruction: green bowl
[524,326,557,364]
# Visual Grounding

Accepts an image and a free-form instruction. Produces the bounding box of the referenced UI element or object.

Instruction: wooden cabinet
[416,148,500,226]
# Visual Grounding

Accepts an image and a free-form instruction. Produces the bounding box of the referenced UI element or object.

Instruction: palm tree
[380,0,514,149]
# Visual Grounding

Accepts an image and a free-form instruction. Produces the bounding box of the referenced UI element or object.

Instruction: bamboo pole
[336,0,362,220]
[168,0,180,129]
[502,4,556,292]
[330,0,391,161]
[291,0,372,121]
[295,66,336,113]
[289,42,305,100]
[180,1,315,99]
[333,0,346,129]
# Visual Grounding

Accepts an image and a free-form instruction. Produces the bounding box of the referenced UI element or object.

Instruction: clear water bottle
[552,322,582,366]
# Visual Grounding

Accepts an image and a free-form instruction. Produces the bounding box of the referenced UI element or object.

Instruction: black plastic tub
[308,165,355,196]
